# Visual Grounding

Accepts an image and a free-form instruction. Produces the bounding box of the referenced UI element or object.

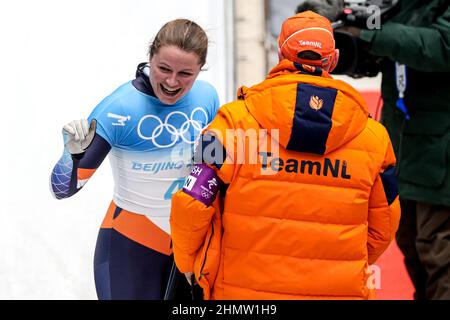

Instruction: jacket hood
[240,60,369,155]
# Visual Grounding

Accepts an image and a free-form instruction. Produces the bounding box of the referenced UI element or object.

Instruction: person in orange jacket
[170,11,401,300]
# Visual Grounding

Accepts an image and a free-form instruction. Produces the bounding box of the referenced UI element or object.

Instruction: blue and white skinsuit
[50,63,219,299]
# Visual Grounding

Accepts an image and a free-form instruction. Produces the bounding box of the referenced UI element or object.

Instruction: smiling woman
[49,18,220,300]
[150,46,202,105]
[149,19,208,105]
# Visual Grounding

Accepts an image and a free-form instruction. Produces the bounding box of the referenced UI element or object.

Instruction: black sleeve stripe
[78,133,112,169]
[193,134,227,170]
[380,166,399,205]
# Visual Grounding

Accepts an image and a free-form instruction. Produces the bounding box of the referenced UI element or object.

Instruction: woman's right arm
[50,119,112,199]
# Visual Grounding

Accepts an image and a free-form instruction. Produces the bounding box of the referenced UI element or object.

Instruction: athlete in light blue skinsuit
[50,19,220,299]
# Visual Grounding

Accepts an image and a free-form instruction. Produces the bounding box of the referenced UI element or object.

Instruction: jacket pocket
[398,112,450,188]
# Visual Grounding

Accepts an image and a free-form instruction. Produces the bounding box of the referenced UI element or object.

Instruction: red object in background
[375,242,415,300]
[361,91,383,121]
[361,90,414,300]
[344,8,353,15]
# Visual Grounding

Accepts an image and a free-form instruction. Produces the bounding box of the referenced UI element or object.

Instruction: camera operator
[334,0,450,300]
[295,0,344,21]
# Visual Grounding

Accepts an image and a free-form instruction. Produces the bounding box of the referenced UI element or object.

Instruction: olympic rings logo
[201,190,211,199]
[137,107,208,148]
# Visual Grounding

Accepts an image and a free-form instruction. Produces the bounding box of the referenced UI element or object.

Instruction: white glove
[63,119,96,155]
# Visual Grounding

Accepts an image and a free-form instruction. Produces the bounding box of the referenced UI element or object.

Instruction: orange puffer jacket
[170,60,401,300]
